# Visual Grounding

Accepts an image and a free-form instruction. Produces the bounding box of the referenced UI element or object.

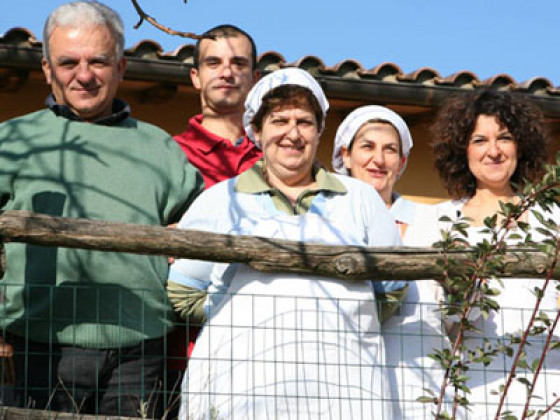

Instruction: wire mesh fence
[0,283,559,419]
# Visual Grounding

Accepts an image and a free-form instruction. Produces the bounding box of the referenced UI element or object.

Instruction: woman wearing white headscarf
[168,68,405,419]
[332,106,454,419]
[332,105,416,233]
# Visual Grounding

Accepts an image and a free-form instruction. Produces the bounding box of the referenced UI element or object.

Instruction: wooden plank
[0,406,143,420]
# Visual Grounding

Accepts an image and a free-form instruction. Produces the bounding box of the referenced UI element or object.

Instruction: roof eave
[3,44,560,119]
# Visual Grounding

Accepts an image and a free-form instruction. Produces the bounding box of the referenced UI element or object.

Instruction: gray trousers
[6,333,164,418]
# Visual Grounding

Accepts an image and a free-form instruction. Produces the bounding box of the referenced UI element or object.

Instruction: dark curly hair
[431,89,548,199]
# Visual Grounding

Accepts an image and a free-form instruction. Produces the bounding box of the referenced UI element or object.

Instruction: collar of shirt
[45,94,131,126]
[188,114,249,153]
[390,192,416,225]
[235,160,346,214]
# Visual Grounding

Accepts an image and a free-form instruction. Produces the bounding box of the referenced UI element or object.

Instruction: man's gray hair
[43,1,125,62]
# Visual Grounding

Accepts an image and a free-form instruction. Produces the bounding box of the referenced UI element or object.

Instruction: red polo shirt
[174,114,262,188]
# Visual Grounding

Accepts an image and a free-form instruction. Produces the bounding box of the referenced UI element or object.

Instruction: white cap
[332,105,413,176]
[243,68,329,143]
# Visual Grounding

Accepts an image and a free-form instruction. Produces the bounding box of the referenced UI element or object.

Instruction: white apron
[462,228,560,420]
[180,212,392,420]
[462,277,560,420]
[382,280,460,419]
[433,202,560,419]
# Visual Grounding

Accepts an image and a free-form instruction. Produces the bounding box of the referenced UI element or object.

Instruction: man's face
[191,35,258,115]
[42,24,126,122]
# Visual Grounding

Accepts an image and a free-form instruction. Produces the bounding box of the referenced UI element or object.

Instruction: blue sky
[3,0,560,85]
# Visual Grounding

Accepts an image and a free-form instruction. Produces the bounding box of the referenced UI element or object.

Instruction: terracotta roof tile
[170,44,195,64]
[1,28,39,47]
[289,55,326,77]
[516,77,553,95]
[258,51,286,71]
[398,67,440,85]
[328,60,363,79]
[437,71,479,88]
[362,62,402,82]
[480,73,516,90]
[127,40,163,60]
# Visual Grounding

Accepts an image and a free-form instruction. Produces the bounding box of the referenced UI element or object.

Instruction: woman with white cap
[168,68,406,419]
[332,106,454,419]
[332,105,416,234]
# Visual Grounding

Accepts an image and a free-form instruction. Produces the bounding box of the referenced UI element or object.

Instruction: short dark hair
[251,84,325,134]
[431,89,548,199]
[193,24,257,70]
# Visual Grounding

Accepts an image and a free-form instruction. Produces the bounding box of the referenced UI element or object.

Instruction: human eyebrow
[202,56,221,65]
[231,56,250,66]
[384,143,399,152]
[56,56,78,65]
[354,138,376,150]
[468,134,486,143]
[89,55,112,64]
[498,130,514,138]
[297,116,316,125]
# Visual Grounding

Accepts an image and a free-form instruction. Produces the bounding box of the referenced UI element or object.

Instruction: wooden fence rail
[0,210,557,281]
[0,406,143,420]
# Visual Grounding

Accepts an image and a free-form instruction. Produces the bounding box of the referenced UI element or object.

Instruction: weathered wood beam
[0,210,557,281]
[0,406,143,420]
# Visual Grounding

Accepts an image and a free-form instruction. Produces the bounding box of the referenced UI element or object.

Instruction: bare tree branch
[130,0,206,40]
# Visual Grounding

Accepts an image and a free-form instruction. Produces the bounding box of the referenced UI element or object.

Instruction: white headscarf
[243,68,329,144]
[331,105,413,176]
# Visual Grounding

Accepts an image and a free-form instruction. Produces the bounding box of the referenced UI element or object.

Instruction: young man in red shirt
[174,24,262,188]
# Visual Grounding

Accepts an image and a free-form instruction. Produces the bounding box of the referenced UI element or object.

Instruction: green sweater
[0,109,203,348]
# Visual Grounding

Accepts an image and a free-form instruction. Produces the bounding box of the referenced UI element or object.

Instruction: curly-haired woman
[428,89,559,419]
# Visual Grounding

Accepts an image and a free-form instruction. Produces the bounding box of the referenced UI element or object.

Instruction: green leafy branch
[426,156,560,419]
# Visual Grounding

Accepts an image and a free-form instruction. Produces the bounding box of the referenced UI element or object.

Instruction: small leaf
[500,415,517,420]
[421,387,436,396]
[516,359,529,369]
[516,377,532,388]
[416,396,437,404]
[549,341,560,351]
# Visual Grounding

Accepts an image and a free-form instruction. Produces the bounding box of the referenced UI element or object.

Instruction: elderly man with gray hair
[0,1,203,416]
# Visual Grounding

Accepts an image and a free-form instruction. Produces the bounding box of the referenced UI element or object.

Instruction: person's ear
[341,145,352,171]
[398,155,407,173]
[191,67,201,90]
[117,57,127,82]
[253,126,263,148]
[252,68,261,84]
[41,57,53,85]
